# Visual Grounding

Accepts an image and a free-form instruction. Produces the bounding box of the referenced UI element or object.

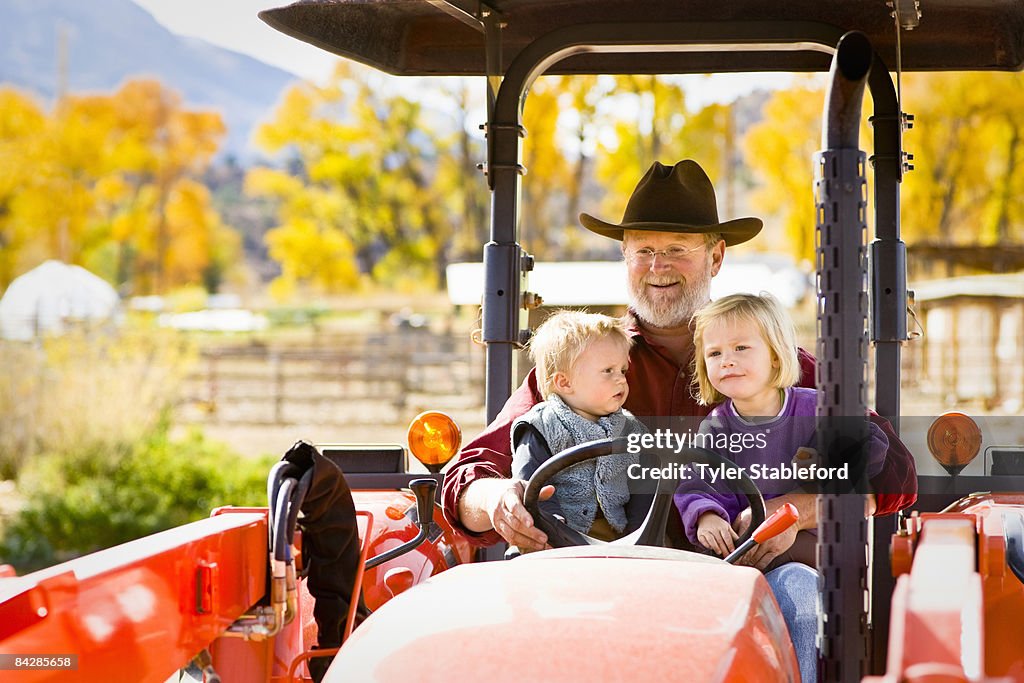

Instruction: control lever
[410,478,437,530]
[364,478,438,570]
[724,503,800,565]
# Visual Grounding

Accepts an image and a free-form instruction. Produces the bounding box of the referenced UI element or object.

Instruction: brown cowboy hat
[579,160,762,246]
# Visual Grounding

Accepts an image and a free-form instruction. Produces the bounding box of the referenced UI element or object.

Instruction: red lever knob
[753,503,799,544]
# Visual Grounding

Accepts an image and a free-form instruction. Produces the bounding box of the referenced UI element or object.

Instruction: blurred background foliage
[0,328,194,478]
[4,62,1024,569]
[4,68,1024,296]
[2,66,1024,296]
[0,327,272,570]
[0,80,238,293]
[1,426,274,571]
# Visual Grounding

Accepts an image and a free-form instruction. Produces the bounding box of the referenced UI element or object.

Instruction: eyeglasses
[625,244,704,265]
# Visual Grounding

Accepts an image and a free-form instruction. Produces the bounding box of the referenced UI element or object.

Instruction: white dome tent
[0,261,120,341]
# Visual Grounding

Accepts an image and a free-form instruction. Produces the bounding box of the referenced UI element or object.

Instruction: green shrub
[0,427,275,572]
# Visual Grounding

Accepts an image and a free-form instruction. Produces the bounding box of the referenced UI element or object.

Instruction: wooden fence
[180,330,485,426]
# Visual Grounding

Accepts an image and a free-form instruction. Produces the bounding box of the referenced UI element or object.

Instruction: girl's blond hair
[529,310,633,399]
[691,293,800,406]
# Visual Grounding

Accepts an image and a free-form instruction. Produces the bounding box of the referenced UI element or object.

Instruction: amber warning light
[926,412,982,476]
[407,411,462,473]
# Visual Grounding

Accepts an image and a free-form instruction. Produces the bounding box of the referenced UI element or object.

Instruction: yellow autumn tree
[250,63,459,297]
[595,76,735,238]
[742,72,1024,263]
[163,180,240,290]
[562,75,607,237]
[0,80,235,293]
[432,79,488,264]
[0,88,47,286]
[742,80,824,263]
[521,74,610,259]
[99,80,229,293]
[519,74,727,261]
[248,163,361,299]
[596,76,689,211]
[899,71,1024,246]
[15,93,115,270]
[522,77,572,259]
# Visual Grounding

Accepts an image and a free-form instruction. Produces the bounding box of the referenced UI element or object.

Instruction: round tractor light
[926,411,982,476]
[407,411,462,473]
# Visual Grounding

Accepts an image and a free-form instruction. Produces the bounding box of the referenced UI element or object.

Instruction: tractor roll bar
[815,30,872,683]
[485,22,836,419]
[482,21,906,423]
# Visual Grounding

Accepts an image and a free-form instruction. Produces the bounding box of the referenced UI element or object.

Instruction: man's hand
[696,511,738,557]
[457,477,558,551]
[484,479,554,552]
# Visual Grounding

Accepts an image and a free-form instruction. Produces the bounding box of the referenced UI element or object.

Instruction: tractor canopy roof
[260,0,1024,76]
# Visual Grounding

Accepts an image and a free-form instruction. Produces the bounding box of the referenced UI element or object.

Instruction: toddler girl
[674,293,887,557]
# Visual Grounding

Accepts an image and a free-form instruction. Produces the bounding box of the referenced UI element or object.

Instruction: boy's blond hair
[529,310,633,399]
[691,293,800,406]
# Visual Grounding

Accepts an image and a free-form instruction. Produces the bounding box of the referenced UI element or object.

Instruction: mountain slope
[0,0,297,156]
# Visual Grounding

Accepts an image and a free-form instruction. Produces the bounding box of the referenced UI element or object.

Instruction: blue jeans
[765,562,819,683]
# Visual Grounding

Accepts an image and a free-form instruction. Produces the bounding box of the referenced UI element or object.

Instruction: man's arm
[457,477,517,533]
[795,349,918,515]
[767,491,818,531]
[440,370,544,546]
[867,414,917,514]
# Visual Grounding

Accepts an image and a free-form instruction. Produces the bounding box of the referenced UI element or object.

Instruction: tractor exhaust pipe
[823,30,872,150]
[815,30,873,683]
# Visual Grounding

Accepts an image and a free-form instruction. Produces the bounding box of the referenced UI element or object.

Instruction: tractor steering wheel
[522,437,766,549]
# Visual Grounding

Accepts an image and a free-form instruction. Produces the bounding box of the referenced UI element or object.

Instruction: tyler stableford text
[624,429,851,482]
[626,461,850,483]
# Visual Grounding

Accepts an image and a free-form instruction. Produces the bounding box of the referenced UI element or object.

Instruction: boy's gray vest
[513,395,645,533]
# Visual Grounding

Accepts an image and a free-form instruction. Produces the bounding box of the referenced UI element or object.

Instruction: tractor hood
[325,546,797,681]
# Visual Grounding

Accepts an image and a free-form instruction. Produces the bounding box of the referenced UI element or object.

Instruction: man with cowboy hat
[442,159,916,555]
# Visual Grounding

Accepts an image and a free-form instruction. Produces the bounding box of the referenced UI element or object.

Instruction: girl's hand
[696,511,738,556]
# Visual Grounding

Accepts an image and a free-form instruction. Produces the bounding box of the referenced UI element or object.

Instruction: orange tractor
[5,1,1024,681]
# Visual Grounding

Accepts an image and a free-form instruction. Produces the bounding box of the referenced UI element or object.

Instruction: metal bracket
[480,122,526,137]
[868,112,914,129]
[479,122,528,177]
[888,0,922,31]
[868,113,914,175]
[424,0,500,33]
[868,151,914,175]
[476,162,527,177]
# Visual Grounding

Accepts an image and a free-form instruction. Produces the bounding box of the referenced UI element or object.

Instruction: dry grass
[0,330,196,478]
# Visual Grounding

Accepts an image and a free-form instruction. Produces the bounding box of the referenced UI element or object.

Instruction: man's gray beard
[628,263,712,329]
